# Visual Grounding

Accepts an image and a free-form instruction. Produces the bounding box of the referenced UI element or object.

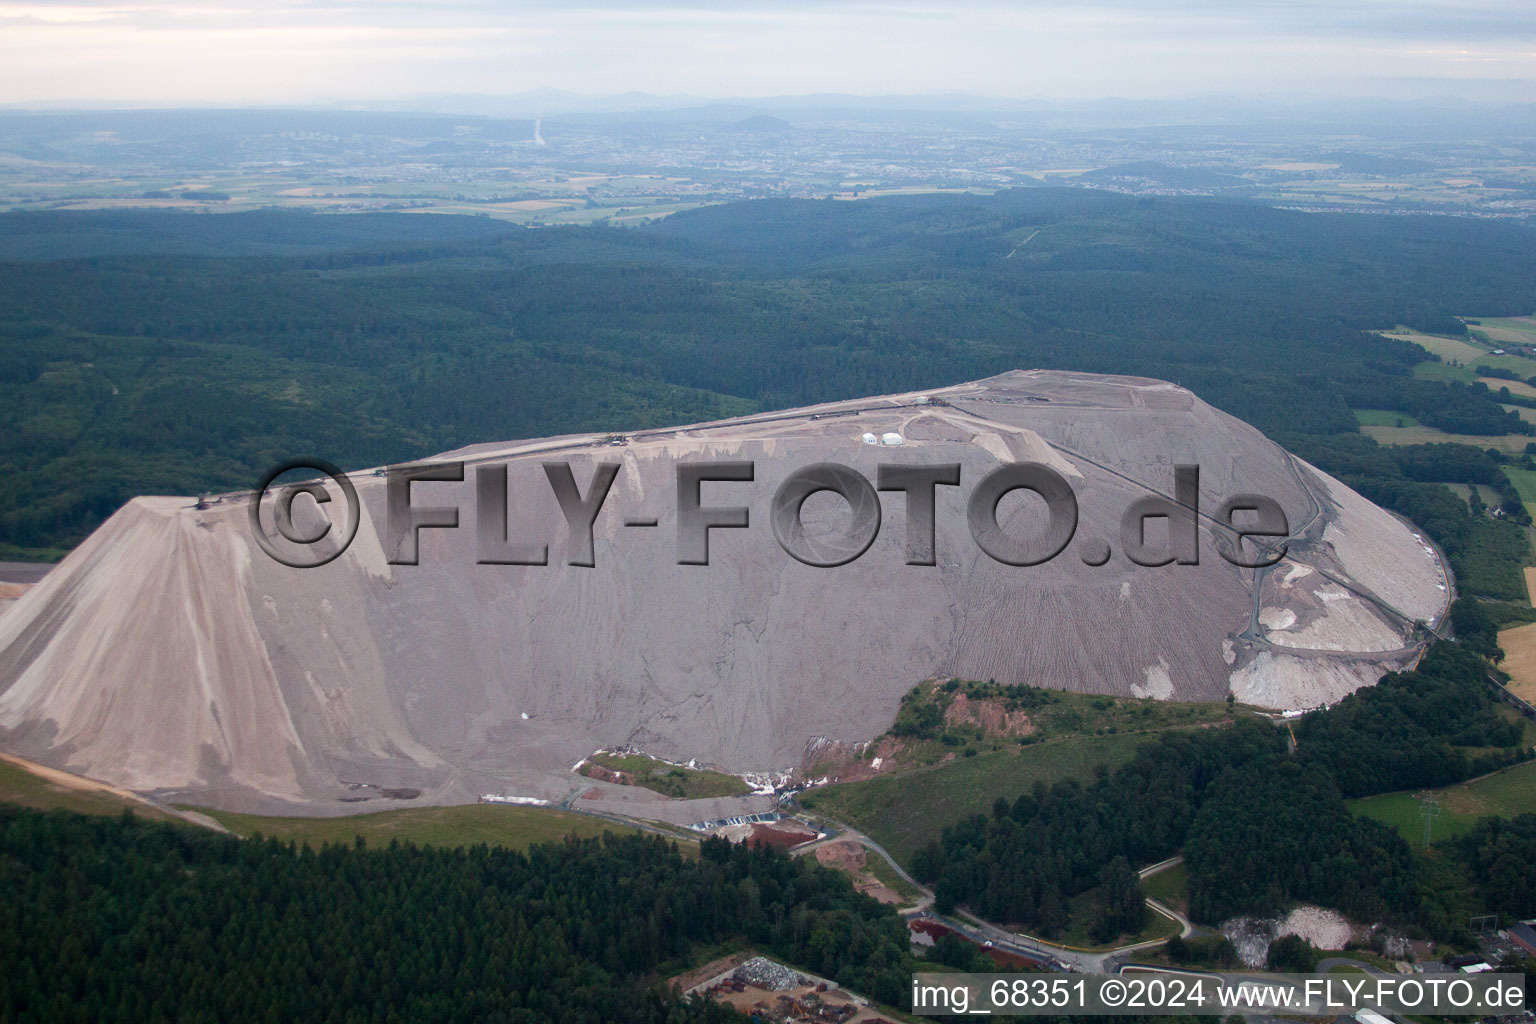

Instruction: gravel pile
[733,957,804,991]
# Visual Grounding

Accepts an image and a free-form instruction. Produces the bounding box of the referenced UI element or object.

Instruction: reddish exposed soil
[745,821,819,849]
[943,693,1035,737]
[802,734,918,783]
[814,840,903,904]
[799,686,1035,787]
[814,839,867,872]
[908,918,1043,968]
[579,764,634,786]
[909,919,956,943]
[987,948,1045,970]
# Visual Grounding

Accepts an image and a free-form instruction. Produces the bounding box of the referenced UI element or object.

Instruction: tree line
[5,193,1536,554]
[910,642,1533,941]
[0,813,917,1023]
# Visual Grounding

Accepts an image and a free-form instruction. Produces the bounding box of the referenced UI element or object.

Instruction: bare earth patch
[0,581,29,616]
[0,752,192,825]
[814,839,903,904]
[716,819,820,850]
[1,751,156,805]
[943,693,1035,737]
[814,838,868,873]
[802,735,917,783]
[671,952,753,994]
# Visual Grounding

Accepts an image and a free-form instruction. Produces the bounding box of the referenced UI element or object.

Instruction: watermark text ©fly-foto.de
[249,457,1289,571]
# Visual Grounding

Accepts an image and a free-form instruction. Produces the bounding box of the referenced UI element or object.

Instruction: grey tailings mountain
[0,371,1448,820]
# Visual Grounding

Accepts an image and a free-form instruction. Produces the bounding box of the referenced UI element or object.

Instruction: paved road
[1138,856,1195,943]
[796,813,1194,972]
[793,818,936,913]
[914,908,1094,972]
[1316,957,1391,976]
[542,783,709,843]
[1146,897,1195,941]
[1138,855,1183,879]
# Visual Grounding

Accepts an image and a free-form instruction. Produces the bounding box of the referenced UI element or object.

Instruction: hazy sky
[1,0,1533,106]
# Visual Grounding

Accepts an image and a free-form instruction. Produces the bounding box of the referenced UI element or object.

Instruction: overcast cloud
[0,0,1532,106]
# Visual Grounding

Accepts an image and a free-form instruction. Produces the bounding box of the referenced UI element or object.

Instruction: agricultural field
[581,751,752,799]
[1385,321,1536,379]
[1503,405,1536,426]
[194,802,648,851]
[1384,328,1489,365]
[1414,361,1478,383]
[1353,409,1422,428]
[1467,316,1536,348]
[1466,351,1536,376]
[1503,466,1536,507]
[1358,424,1532,453]
[1249,175,1535,212]
[1498,619,1536,707]
[1440,482,1474,509]
[1348,758,1536,846]
[1,170,723,225]
[1347,791,1478,846]
[1480,378,1536,400]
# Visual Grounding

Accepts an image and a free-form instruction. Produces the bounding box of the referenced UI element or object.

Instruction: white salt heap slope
[0,371,1449,813]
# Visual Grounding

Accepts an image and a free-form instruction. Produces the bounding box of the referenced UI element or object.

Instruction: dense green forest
[1185,758,1418,925]
[3,194,1535,554]
[1453,814,1536,918]
[1291,640,1527,795]
[0,813,915,1023]
[910,642,1534,941]
[910,718,1283,929]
